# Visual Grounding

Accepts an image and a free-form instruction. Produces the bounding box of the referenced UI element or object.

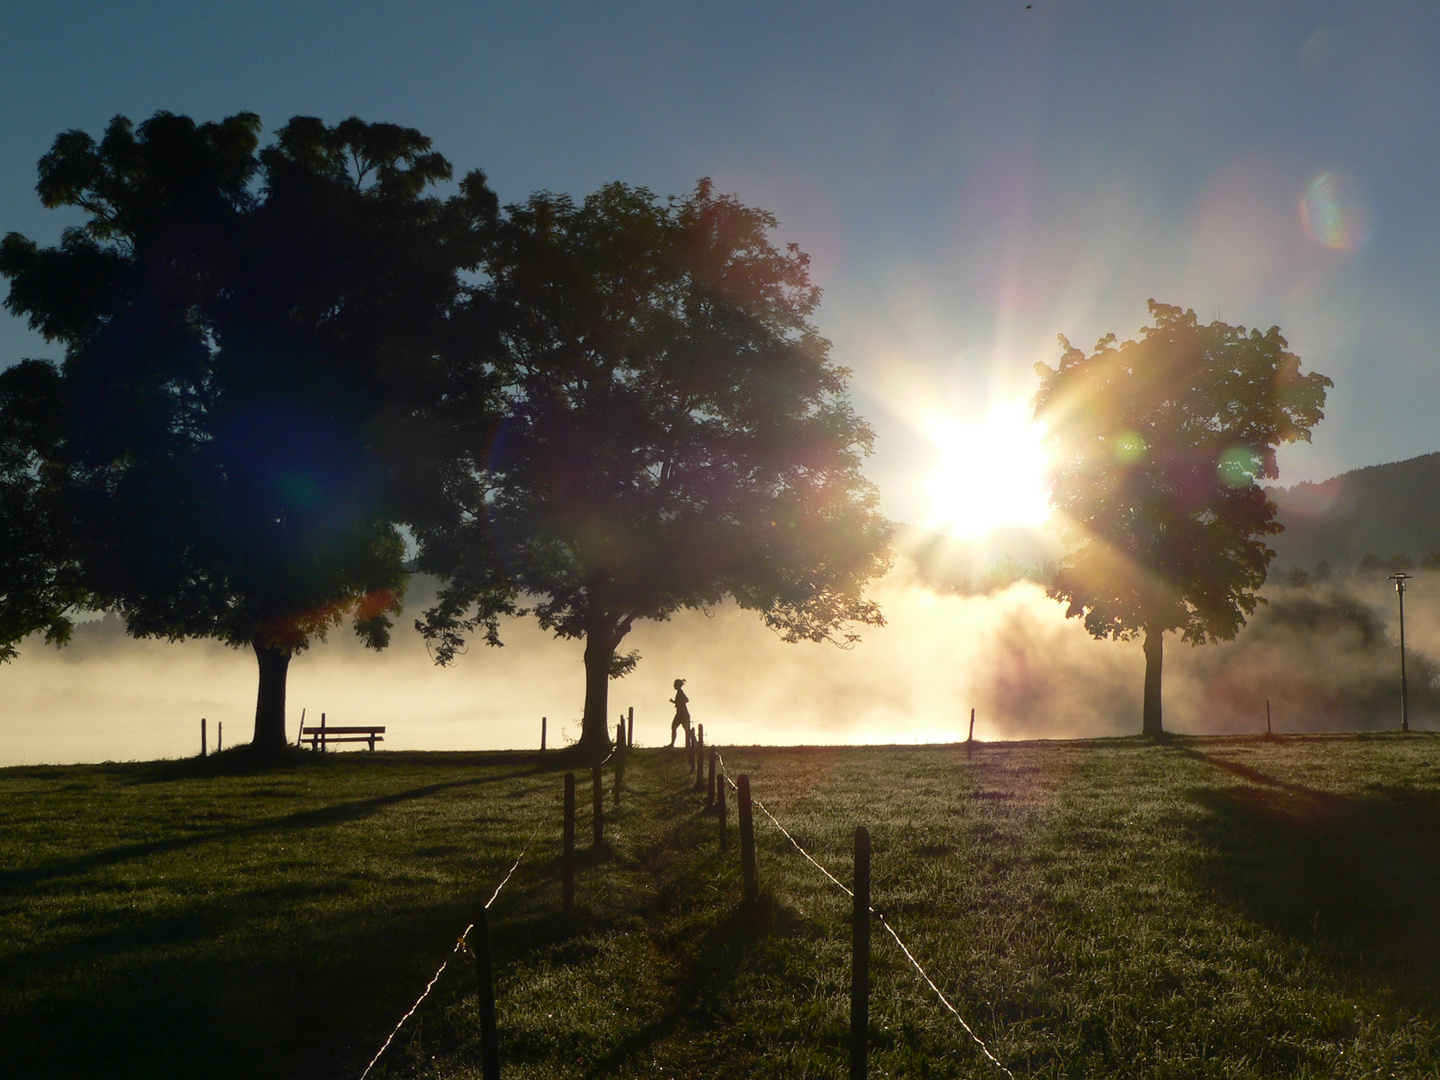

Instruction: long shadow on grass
[576,892,803,1079]
[0,770,534,890]
[1181,746,1440,1004]
[1,891,491,1080]
[136,746,549,782]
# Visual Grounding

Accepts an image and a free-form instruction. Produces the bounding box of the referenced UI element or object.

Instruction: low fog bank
[0,558,1431,765]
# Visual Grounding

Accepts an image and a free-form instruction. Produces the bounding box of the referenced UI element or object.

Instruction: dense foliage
[0,359,84,661]
[417,181,891,757]
[1033,300,1331,734]
[1,111,498,749]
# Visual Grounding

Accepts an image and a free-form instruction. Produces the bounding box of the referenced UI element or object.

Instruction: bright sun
[922,403,1051,537]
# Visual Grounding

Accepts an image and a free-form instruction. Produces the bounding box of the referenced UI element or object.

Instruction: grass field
[4,735,1440,1078]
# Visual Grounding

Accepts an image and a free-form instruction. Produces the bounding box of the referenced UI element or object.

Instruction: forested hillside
[1268,452,1440,572]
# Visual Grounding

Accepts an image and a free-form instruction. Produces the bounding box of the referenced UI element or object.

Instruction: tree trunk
[253,638,293,754]
[579,633,618,762]
[1141,626,1164,737]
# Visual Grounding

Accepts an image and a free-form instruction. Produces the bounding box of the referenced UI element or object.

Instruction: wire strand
[713,749,1014,1079]
[487,822,541,909]
[358,818,543,1080]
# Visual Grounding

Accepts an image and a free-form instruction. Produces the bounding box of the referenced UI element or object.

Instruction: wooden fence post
[707,748,716,808]
[1266,699,1272,736]
[687,728,694,770]
[563,773,575,916]
[851,825,871,1080]
[615,721,625,809]
[738,774,757,901]
[319,711,326,753]
[200,717,206,758]
[592,763,603,847]
[627,706,634,748]
[541,715,547,751]
[217,721,222,753]
[718,775,728,852]
[470,901,501,1080]
[693,729,705,792]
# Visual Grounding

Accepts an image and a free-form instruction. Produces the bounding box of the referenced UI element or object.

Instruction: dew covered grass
[4,735,1440,1077]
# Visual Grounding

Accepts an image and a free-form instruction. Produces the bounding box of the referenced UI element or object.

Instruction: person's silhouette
[668,678,691,747]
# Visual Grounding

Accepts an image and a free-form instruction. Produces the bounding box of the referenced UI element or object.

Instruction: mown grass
[4,736,1440,1078]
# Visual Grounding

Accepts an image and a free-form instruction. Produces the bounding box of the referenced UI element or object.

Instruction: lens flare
[1299,171,1371,251]
[1216,445,1255,488]
[1114,431,1146,464]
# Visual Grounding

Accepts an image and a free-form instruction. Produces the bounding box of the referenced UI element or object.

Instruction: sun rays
[921,402,1051,538]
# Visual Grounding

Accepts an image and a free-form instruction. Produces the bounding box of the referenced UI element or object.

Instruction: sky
[3,1,1438,760]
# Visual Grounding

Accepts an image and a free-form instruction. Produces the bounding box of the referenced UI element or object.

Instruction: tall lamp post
[1390,573,1411,733]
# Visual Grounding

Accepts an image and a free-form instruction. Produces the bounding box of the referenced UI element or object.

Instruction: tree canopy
[417,180,891,758]
[0,359,85,662]
[1,111,498,751]
[1032,300,1332,735]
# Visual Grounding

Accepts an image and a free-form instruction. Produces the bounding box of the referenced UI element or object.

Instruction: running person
[668,678,691,746]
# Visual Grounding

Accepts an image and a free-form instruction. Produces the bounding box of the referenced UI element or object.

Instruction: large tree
[1033,300,1331,735]
[1,111,498,751]
[417,180,891,759]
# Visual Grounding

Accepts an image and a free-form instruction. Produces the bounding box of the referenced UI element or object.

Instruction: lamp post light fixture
[1390,572,1411,733]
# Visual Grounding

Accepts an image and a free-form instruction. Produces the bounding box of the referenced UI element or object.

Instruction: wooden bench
[302,714,385,752]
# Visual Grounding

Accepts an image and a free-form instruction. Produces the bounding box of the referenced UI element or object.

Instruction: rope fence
[352,730,1012,1079]
[714,748,1016,1079]
[359,740,623,1079]
[358,821,542,1080]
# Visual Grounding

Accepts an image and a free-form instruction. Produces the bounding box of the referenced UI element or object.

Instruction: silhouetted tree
[1033,301,1331,735]
[0,359,86,661]
[417,181,891,759]
[1,111,498,751]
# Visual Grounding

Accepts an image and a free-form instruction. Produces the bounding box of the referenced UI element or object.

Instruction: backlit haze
[5,2,1440,762]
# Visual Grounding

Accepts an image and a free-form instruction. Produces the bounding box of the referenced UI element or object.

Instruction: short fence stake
[687,728,694,770]
[563,773,576,916]
[614,720,625,809]
[541,715,547,751]
[200,717,206,758]
[718,776,728,851]
[707,748,717,808]
[693,729,706,792]
[627,706,634,748]
[738,774,757,901]
[470,900,501,1080]
[217,721,222,752]
[319,711,326,753]
[1266,699,1272,736]
[851,825,871,1080]
[592,763,604,847]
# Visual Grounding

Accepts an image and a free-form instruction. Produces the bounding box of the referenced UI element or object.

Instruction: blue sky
[5,0,1438,526]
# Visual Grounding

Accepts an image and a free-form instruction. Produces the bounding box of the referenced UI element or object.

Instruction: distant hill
[1268,452,1440,571]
